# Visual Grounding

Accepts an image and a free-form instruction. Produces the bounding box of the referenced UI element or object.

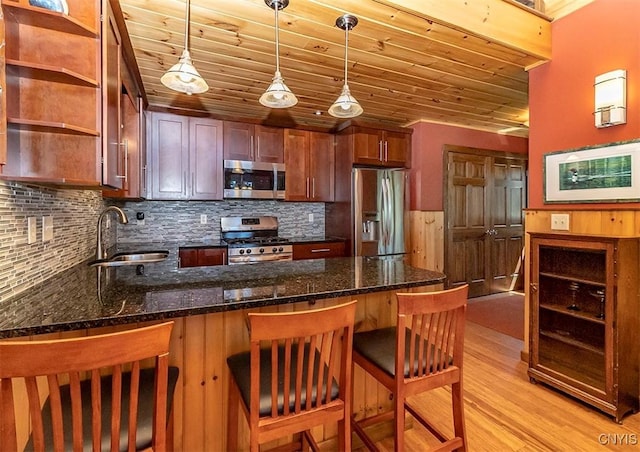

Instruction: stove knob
[259,248,265,254]
[246,249,252,254]
[279,247,284,252]
[272,247,278,253]
[239,249,245,255]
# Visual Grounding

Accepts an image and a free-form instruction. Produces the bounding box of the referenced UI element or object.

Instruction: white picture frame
[544,140,640,203]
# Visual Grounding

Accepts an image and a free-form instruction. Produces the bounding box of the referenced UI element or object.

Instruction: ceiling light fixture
[160,0,209,95]
[329,14,362,118]
[259,0,298,108]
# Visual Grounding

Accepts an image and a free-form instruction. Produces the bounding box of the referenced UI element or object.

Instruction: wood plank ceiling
[117,0,558,137]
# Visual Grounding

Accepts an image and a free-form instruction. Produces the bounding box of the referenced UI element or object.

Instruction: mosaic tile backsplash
[0,179,326,303]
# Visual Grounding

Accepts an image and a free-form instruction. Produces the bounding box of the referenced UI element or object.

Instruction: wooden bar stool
[352,285,469,451]
[0,322,179,452]
[226,301,357,451]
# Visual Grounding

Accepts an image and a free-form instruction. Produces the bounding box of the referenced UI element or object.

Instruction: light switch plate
[27,217,37,244]
[551,213,570,231]
[200,214,207,224]
[42,216,54,242]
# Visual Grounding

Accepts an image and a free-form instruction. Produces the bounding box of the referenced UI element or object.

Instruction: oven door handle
[229,254,293,265]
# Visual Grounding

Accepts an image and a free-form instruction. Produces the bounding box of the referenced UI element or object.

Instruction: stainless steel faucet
[96,206,128,260]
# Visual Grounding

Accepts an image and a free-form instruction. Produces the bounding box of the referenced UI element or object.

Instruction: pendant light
[329,14,362,118]
[259,0,298,108]
[160,0,209,95]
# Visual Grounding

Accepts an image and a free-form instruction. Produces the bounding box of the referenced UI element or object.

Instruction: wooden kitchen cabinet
[293,241,346,260]
[179,247,227,268]
[148,112,223,200]
[0,8,6,168]
[284,129,334,202]
[102,3,122,189]
[223,121,283,163]
[1,0,102,185]
[528,233,639,422]
[336,121,411,168]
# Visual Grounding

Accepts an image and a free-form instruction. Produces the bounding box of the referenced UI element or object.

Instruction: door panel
[445,148,527,297]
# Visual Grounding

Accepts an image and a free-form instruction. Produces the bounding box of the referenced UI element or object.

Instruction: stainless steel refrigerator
[353,168,407,257]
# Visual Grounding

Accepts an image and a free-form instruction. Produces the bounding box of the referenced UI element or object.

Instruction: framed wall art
[544,139,640,203]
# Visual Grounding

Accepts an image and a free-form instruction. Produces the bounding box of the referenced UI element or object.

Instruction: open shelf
[6,59,98,87]
[2,2,97,37]
[540,329,604,355]
[539,303,605,325]
[7,118,100,136]
[538,271,606,288]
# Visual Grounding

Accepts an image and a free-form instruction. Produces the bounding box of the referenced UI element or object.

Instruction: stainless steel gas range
[221,216,293,265]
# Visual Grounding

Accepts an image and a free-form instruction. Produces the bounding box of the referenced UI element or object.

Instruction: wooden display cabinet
[528,233,639,422]
[1,0,102,186]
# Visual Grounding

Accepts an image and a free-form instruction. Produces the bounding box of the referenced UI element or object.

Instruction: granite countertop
[0,248,445,339]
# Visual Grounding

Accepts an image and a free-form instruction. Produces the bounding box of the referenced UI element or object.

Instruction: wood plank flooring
[356,321,640,451]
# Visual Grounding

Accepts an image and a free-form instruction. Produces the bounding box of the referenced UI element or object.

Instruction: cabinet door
[284,129,310,201]
[382,130,410,167]
[223,121,253,161]
[179,248,199,268]
[198,248,227,266]
[0,10,5,167]
[309,132,334,201]
[352,128,383,165]
[102,10,123,189]
[255,125,284,163]
[149,112,189,199]
[189,118,223,200]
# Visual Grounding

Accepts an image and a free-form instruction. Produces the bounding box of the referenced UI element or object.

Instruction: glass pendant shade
[161,49,209,95]
[329,14,362,118]
[161,0,208,95]
[328,84,362,118]
[260,70,298,108]
[260,0,297,108]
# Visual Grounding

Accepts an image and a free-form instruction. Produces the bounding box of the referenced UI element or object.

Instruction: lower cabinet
[293,241,346,260]
[179,247,227,268]
[528,233,639,422]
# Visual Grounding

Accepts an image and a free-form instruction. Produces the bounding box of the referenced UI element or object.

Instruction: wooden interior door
[444,146,527,298]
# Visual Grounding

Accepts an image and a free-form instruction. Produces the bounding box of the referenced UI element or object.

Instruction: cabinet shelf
[7,118,100,136]
[539,303,605,325]
[539,329,604,355]
[539,271,605,288]
[6,59,98,87]
[2,2,97,37]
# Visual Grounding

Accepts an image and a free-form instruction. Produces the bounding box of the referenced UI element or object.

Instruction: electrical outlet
[27,217,37,244]
[308,213,314,223]
[551,213,570,231]
[200,214,207,224]
[42,216,54,242]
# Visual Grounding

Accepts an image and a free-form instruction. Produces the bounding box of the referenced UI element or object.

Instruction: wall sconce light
[594,69,626,128]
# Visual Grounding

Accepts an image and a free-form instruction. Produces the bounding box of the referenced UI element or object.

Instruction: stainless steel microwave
[223,160,285,199]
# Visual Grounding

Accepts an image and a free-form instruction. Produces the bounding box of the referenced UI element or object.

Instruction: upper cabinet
[148,112,223,200]
[336,121,412,168]
[0,8,6,168]
[284,129,334,202]
[102,2,122,189]
[1,0,102,186]
[223,121,284,163]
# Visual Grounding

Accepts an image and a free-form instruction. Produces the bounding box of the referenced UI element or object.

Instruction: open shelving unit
[528,233,640,422]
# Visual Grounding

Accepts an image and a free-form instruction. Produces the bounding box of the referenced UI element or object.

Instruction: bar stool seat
[227,301,357,451]
[352,285,469,452]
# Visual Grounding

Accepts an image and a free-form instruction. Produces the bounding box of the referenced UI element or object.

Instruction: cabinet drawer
[179,247,227,267]
[293,242,345,260]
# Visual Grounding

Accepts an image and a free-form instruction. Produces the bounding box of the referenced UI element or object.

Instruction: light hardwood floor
[358,320,640,451]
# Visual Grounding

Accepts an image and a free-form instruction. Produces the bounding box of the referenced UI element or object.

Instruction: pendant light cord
[184,0,190,51]
[274,1,281,73]
[343,25,349,85]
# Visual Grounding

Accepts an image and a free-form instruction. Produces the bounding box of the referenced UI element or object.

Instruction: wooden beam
[374,0,552,61]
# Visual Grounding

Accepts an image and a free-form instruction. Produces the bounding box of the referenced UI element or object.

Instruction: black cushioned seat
[26,366,179,452]
[353,327,452,378]
[227,344,339,416]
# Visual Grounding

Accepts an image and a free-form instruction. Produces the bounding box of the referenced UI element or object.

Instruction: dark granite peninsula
[0,252,445,338]
[1,253,445,451]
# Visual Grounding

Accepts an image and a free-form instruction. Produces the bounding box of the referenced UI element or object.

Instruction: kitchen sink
[88,250,169,267]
